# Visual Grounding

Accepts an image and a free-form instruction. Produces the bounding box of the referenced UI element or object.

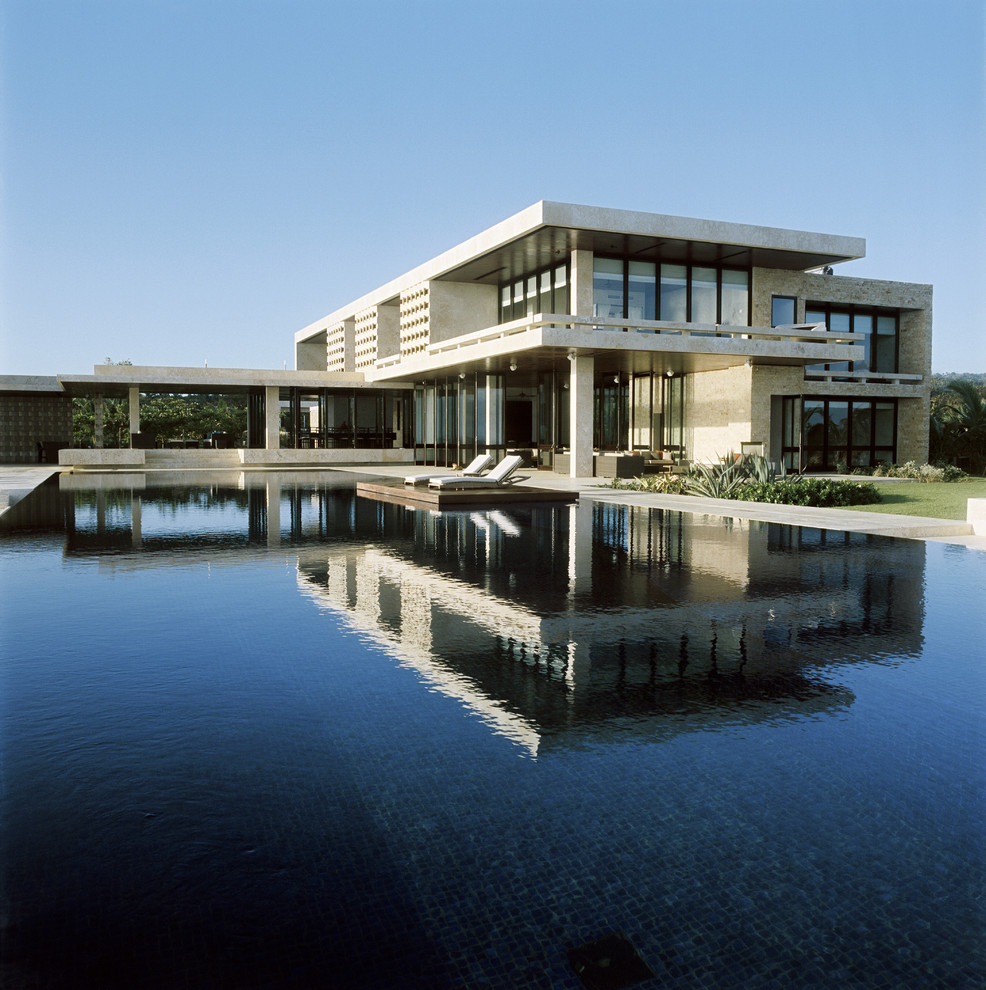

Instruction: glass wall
[596,258,749,327]
[660,265,688,323]
[631,375,655,449]
[690,267,718,324]
[806,302,899,375]
[592,258,624,325]
[415,374,507,466]
[783,396,897,470]
[280,388,408,450]
[409,370,685,465]
[663,374,685,456]
[594,378,629,450]
[499,264,569,323]
[720,269,750,325]
[627,262,656,327]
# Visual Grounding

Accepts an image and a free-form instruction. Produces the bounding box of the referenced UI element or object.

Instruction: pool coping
[1,464,983,549]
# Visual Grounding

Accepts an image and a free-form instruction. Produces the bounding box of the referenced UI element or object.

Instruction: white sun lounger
[404,453,493,486]
[428,454,525,490]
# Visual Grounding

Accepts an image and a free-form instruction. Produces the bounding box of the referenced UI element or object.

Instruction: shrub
[733,478,882,507]
[872,461,968,482]
[606,474,690,494]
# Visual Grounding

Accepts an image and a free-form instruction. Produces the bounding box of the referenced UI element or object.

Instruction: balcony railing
[804,369,924,386]
[371,314,863,375]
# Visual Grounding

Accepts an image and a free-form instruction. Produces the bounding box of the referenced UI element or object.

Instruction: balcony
[369,314,863,379]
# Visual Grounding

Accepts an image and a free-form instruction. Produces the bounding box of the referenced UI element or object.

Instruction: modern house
[295,201,932,476]
[2,201,931,474]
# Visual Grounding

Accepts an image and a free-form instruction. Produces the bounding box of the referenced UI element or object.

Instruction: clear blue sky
[2,0,983,375]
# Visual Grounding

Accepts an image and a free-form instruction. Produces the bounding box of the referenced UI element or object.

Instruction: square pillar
[128,386,140,440]
[569,353,594,477]
[93,392,104,448]
[265,385,281,449]
[570,249,594,316]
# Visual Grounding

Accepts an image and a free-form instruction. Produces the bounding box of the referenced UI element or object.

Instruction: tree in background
[72,359,131,447]
[930,376,986,474]
[141,394,247,446]
[72,360,248,448]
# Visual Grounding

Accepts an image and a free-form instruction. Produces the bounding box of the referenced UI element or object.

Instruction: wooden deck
[355,479,579,509]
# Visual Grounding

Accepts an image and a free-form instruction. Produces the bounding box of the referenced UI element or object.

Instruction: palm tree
[944,380,986,474]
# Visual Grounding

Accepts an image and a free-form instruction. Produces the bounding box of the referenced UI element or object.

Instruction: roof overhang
[55,365,413,398]
[298,200,866,343]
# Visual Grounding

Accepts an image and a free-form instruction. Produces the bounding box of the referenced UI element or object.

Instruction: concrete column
[570,249,594,316]
[128,386,140,439]
[93,393,104,448]
[265,386,280,450]
[569,353,594,477]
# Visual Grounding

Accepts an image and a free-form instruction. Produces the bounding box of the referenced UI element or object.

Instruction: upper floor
[295,201,931,389]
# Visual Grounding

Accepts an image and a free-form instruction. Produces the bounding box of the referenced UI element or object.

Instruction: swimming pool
[2,473,983,989]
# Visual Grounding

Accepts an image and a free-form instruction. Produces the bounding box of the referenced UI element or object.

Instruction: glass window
[631,375,653,448]
[552,265,568,314]
[538,271,552,314]
[772,296,796,327]
[526,276,538,316]
[875,315,897,372]
[627,261,656,325]
[804,400,825,448]
[512,280,525,320]
[660,264,687,322]
[690,267,717,324]
[853,312,873,370]
[720,270,748,326]
[500,285,511,323]
[827,401,849,445]
[874,402,894,445]
[593,257,624,322]
[852,401,872,445]
[827,312,851,372]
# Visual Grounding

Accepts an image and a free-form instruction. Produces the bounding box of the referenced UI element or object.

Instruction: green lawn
[851,478,986,519]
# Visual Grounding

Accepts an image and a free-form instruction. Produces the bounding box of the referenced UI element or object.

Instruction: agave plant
[736,452,778,483]
[684,459,747,498]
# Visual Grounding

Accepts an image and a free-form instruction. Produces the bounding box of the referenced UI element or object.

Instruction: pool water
[1,474,983,989]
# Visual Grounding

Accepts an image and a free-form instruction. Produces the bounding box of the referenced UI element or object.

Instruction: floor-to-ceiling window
[805,303,900,375]
[278,388,408,450]
[595,257,749,328]
[499,264,569,324]
[594,377,629,450]
[592,258,624,326]
[663,374,685,455]
[782,396,897,470]
[414,374,507,466]
[628,262,657,327]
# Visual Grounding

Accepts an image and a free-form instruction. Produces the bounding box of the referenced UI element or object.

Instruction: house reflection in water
[41,472,925,758]
[288,484,923,756]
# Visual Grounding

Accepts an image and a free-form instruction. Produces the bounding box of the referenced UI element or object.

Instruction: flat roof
[0,375,66,394]
[297,200,866,341]
[55,365,412,397]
